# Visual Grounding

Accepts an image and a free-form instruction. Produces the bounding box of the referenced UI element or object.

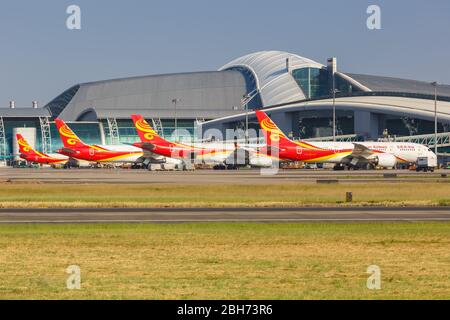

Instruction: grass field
[0,182,449,208]
[0,222,449,299]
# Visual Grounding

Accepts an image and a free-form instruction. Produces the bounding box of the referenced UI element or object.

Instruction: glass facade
[383,117,448,137]
[101,119,138,145]
[334,74,363,96]
[2,120,102,156]
[292,68,329,99]
[4,120,41,155]
[3,118,198,158]
[101,119,197,145]
[161,119,195,142]
[49,122,102,151]
[294,110,354,139]
[292,68,363,99]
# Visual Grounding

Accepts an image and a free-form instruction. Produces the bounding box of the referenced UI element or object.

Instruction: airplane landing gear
[333,164,345,171]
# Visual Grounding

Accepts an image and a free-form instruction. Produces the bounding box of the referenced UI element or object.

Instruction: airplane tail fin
[255,110,293,147]
[54,118,89,149]
[131,114,171,147]
[16,134,40,156]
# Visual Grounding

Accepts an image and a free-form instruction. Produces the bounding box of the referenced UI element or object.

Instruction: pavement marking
[2,218,450,224]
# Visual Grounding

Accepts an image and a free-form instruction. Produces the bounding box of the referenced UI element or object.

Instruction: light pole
[331,88,341,141]
[332,72,336,142]
[240,92,254,145]
[171,98,180,141]
[431,82,438,156]
[244,96,249,145]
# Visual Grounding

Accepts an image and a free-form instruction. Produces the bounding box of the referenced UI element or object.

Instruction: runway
[0,167,449,184]
[0,207,449,223]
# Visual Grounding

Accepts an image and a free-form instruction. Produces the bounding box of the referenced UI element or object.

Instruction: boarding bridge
[290,132,450,149]
[392,132,450,148]
[303,134,359,142]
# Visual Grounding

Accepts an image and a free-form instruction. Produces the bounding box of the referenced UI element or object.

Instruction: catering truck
[416,156,437,172]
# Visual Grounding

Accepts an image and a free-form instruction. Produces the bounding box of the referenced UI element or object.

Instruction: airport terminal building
[1,50,450,163]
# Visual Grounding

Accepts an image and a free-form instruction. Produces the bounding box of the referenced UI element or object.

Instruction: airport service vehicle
[416,156,437,172]
[255,110,438,169]
[131,114,273,168]
[16,134,68,165]
[55,118,148,164]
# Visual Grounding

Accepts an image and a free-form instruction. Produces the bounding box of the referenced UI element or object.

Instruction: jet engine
[373,153,397,168]
[249,156,273,168]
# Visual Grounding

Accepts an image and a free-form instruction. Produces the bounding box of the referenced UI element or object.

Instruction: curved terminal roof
[42,50,450,122]
[346,73,450,97]
[47,71,248,121]
[220,50,324,106]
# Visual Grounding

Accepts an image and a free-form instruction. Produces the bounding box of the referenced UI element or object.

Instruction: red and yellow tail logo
[135,118,158,141]
[16,134,46,157]
[255,110,325,151]
[259,117,287,143]
[58,124,80,146]
[255,110,289,145]
[17,134,33,153]
[131,114,168,146]
[54,119,86,148]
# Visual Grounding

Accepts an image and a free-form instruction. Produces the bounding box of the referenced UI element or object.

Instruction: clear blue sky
[1,0,449,107]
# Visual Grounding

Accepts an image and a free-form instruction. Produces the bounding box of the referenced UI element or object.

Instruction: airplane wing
[224,146,254,166]
[350,143,375,159]
[340,143,377,166]
[141,148,168,161]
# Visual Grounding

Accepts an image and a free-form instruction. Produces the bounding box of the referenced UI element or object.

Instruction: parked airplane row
[17,111,438,171]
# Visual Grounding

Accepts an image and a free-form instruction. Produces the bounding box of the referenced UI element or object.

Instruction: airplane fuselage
[57,144,144,163]
[273,140,437,166]
[138,141,237,165]
[20,153,68,165]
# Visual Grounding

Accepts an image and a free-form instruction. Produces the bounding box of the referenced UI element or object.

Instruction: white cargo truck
[416,156,437,172]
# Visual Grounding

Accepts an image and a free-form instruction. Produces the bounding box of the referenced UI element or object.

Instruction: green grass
[0,182,449,208]
[0,223,449,299]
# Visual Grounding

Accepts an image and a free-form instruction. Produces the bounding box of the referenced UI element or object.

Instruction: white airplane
[256,110,438,170]
[54,118,182,168]
[131,114,273,168]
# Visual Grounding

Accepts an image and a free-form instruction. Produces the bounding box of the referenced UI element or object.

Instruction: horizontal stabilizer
[60,147,77,155]
[133,142,156,151]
